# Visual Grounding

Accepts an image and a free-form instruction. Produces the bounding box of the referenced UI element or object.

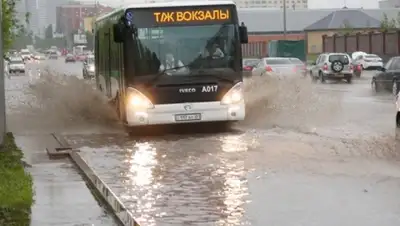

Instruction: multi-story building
[56,2,113,35]
[235,0,308,9]
[379,0,400,8]
[46,0,70,33]
[15,0,27,24]
[15,0,69,37]
[24,0,39,35]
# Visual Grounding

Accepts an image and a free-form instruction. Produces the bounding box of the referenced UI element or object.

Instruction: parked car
[353,53,383,70]
[243,58,260,71]
[82,55,95,79]
[352,63,362,77]
[252,57,305,76]
[242,58,260,77]
[350,55,363,78]
[351,51,367,60]
[371,56,400,94]
[288,57,307,76]
[65,54,76,63]
[309,52,353,83]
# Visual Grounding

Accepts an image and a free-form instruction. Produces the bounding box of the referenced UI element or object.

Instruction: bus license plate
[175,113,201,122]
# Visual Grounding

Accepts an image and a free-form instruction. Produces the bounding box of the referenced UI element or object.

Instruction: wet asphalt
[7,60,119,226]
[7,58,400,226]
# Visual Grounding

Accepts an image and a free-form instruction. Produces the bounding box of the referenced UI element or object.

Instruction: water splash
[7,69,121,134]
[241,73,342,130]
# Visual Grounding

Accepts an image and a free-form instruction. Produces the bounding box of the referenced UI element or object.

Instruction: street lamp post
[93,0,97,51]
[0,5,5,145]
[283,0,287,40]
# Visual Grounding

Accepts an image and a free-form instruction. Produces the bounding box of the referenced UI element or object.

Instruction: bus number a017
[202,85,218,92]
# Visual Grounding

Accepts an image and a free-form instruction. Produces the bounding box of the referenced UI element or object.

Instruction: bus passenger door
[105,31,112,98]
[118,44,125,97]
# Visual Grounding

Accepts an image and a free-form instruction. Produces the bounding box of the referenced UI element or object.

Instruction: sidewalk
[14,134,118,226]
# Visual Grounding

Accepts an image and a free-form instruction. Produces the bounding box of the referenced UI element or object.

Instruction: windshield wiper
[189,68,235,84]
[145,64,190,86]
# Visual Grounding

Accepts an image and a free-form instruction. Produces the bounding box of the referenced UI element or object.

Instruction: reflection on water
[219,134,250,153]
[128,143,157,186]
[122,142,160,225]
[217,135,249,225]
[108,134,253,225]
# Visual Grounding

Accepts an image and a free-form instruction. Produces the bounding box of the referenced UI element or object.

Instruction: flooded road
[7,59,400,225]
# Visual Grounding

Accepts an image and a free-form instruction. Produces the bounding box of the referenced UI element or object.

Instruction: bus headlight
[127,87,154,109]
[221,82,243,105]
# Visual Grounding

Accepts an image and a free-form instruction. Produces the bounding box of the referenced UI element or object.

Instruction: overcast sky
[82,0,380,9]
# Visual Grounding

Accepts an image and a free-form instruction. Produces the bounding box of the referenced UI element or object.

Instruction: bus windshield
[125,6,238,76]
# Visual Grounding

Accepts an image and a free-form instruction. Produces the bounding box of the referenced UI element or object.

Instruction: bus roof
[96,0,235,22]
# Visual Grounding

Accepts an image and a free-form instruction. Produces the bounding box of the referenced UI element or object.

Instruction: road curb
[48,133,140,226]
[69,151,139,226]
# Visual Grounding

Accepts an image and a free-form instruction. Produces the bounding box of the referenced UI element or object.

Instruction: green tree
[69,29,79,45]
[339,19,353,35]
[2,0,30,51]
[44,25,53,39]
[389,18,397,29]
[381,13,390,31]
[33,35,66,49]
[397,11,400,28]
[85,31,94,50]
[11,30,33,50]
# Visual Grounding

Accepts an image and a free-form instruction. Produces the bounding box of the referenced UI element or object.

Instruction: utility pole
[93,0,97,51]
[283,0,287,40]
[0,5,5,145]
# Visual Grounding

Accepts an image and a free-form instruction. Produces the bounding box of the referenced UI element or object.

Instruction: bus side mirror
[113,23,124,43]
[239,25,248,44]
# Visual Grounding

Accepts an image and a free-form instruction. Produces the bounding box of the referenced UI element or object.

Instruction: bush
[0,132,33,226]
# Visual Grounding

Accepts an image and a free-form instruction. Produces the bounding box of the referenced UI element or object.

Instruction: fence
[241,42,268,58]
[322,31,400,62]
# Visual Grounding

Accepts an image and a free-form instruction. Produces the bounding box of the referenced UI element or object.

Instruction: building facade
[56,3,113,35]
[24,0,39,35]
[83,17,94,33]
[16,0,69,37]
[379,0,400,8]
[235,0,307,9]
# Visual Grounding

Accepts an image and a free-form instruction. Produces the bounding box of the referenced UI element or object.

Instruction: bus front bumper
[125,101,245,127]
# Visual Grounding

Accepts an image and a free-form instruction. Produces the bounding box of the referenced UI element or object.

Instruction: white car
[351,51,366,60]
[8,57,25,74]
[354,53,383,70]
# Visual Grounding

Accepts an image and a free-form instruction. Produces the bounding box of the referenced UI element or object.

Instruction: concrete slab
[69,151,139,226]
[14,134,119,226]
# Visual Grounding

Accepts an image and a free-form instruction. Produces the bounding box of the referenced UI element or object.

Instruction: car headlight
[221,82,244,105]
[89,65,95,71]
[126,87,154,109]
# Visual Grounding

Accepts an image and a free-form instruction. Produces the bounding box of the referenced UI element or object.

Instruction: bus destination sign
[154,9,230,23]
[128,6,234,27]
